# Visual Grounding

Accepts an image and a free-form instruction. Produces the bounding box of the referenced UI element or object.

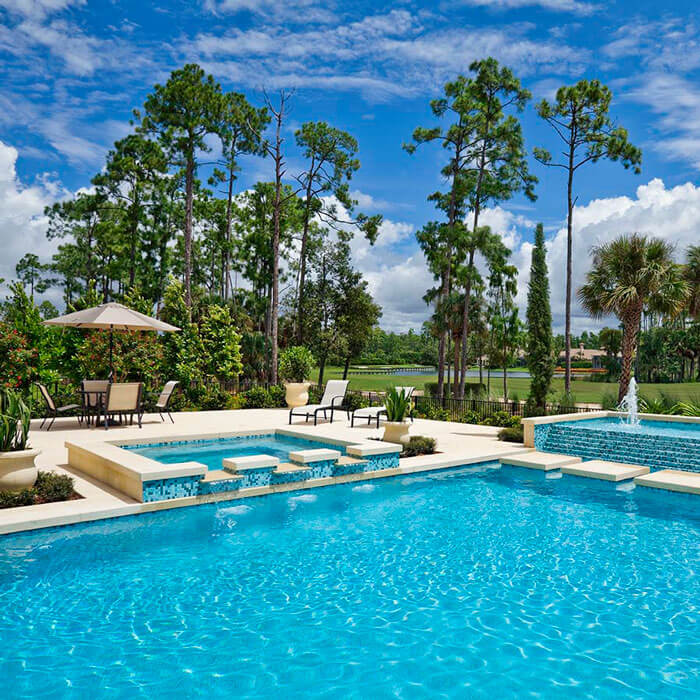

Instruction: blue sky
[1,0,699,332]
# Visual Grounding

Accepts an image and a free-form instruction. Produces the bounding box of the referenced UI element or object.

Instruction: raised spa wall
[521,411,700,473]
[65,431,402,504]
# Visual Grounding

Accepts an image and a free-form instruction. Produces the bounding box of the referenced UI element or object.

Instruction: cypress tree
[526,224,554,415]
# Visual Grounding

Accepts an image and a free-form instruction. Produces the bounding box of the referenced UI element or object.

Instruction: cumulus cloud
[0,141,63,296]
[459,0,598,14]
[361,179,700,334]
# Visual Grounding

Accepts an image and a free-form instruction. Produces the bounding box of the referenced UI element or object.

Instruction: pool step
[202,469,244,483]
[222,454,279,475]
[561,460,649,482]
[634,469,700,495]
[500,452,581,471]
[274,462,310,475]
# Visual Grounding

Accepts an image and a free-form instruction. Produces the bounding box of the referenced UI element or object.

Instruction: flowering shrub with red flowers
[0,323,38,391]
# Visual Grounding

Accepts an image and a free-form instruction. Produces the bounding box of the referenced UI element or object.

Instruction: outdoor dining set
[36,380,179,431]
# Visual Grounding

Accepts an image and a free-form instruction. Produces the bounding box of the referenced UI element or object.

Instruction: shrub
[344,392,369,412]
[498,425,524,443]
[0,471,76,509]
[278,346,315,383]
[416,404,450,421]
[240,385,287,409]
[480,411,520,428]
[34,471,74,502]
[402,436,437,457]
[198,385,231,411]
[458,410,482,424]
[600,391,619,410]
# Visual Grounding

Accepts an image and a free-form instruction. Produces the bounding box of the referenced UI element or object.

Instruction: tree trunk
[564,144,575,395]
[453,334,461,399]
[342,356,350,380]
[618,309,641,402]
[318,354,327,387]
[224,168,235,301]
[459,247,476,398]
[297,161,315,344]
[184,152,194,310]
[270,110,284,385]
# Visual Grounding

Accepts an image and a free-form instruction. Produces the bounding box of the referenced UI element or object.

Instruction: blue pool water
[558,417,700,439]
[123,433,345,470]
[1,465,699,698]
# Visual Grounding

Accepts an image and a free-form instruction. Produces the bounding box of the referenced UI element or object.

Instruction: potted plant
[0,388,39,492]
[279,346,315,408]
[382,387,412,445]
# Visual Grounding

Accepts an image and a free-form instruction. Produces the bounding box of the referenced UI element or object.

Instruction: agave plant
[0,389,31,452]
[385,387,412,423]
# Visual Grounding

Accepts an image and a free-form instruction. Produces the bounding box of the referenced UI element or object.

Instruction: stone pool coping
[64,428,402,504]
[521,411,700,447]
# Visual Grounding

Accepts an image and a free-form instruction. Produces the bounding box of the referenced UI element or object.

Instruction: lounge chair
[36,383,81,431]
[289,380,349,425]
[102,382,143,430]
[155,381,179,423]
[81,379,109,426]
[351,386,415,428]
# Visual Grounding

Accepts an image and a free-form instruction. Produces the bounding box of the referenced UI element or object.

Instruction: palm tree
[686,245,700,320]
[578,234,689,402]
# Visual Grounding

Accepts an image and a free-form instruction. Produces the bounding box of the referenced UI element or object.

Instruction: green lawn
[312,366,700,405]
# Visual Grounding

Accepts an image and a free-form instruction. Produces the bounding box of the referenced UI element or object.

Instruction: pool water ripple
[0,466,699,698]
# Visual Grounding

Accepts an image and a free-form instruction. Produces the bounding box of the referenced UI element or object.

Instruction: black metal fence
[412,395,595,422]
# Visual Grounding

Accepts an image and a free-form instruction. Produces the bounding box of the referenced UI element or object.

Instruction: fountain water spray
[617,376,640,427]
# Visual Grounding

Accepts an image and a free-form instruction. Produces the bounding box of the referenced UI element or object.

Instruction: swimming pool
[123,433,346,470]
[1,464,698,698]
[556,417,700,439]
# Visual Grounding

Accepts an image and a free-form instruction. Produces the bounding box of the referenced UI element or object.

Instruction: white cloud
[0,141,63,296]
[0,0,83,19]
[458,0,598,16]
[516,178,700,333]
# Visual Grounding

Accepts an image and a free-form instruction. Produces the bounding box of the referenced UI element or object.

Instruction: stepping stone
[222,454,279,474]
[274,462,310,475]
[289,448,341,464]
[500,452,581,472]
[561,460,649,482]
[634,469,700,495]
[202,470,243,483]
[335,456,367,466]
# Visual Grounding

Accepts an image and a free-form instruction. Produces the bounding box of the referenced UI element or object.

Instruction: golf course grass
[311,366,700,405]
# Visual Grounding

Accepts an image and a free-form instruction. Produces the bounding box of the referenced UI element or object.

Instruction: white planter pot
[284,382,311,408]
[383,421,410,445]
[0,448,40,493]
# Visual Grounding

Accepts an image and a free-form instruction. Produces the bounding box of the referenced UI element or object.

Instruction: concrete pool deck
[0,408,530,535]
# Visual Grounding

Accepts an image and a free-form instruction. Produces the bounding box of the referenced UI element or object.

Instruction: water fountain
[617,376,640,427]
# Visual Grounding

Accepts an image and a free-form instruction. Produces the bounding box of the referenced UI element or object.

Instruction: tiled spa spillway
[535,418,700,473]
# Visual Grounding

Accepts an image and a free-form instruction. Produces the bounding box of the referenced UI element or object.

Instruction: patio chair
[102,382,143,430]
[81,379,109,426]
[36,383,81,431]
[289,380,349,426]
[351,386,415,428]
[155,381,179,423]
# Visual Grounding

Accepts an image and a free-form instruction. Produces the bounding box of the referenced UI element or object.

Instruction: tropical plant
[686,245,700,320]
[0,389,31,452]
[384,387,412,422]
[578,234,689,401]
[673,400,700,417]
[278,346,315,383]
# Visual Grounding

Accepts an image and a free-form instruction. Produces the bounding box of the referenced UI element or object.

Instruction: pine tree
[525,224,554,415]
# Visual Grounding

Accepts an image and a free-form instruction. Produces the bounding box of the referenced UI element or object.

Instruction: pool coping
[521,411,700,447]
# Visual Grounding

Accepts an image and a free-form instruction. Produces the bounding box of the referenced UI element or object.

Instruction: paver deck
[634,469,700,495]
[500,451,580,471]
[561,460,649,482]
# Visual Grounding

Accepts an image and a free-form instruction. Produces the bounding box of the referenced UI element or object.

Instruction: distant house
[558,343,620,369]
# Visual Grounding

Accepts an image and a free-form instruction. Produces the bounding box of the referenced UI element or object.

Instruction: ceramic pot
[0,448,40,492]
[382,421,410,445]
[284,382,311,408]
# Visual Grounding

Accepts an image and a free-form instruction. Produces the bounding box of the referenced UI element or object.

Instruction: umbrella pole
[109,326,114,382]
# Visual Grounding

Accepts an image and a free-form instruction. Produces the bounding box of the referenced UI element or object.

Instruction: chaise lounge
[351,386,415,428]
[289,380,349,425]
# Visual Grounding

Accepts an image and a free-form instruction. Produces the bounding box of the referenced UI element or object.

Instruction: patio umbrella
[43,302,180,380]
